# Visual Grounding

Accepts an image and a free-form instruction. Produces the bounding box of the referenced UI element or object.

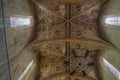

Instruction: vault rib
[66,4,71,72]
[31,0,67,20]
[70,22,98,35]
[69,0,109,21]
[37,22,67,39]
[45,0,93,4]
[42,72,96,80]
[70,22,107,42]
[24,38,113,50]
[22,0,114,80]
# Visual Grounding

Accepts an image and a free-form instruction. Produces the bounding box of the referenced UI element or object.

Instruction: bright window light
[18,60,34,80]
[10,16,32,27]
[101,57,120,80]
[105,16,120,26]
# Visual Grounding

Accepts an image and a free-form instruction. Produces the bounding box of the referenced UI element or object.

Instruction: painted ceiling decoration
[24,0,113,80]
[44,0,93,4]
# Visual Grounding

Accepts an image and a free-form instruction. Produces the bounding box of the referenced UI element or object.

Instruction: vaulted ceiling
[25,0,112,80]
[45,0,94,4]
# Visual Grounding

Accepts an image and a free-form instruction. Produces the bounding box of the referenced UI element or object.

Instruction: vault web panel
[28,0,112,80]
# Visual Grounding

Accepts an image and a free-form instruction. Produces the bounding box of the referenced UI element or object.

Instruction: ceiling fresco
[24,0,113,80]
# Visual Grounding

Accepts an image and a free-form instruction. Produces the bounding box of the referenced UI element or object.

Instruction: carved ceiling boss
[25,0,113,80]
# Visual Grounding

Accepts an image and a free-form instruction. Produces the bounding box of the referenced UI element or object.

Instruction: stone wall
[0,0,36,80]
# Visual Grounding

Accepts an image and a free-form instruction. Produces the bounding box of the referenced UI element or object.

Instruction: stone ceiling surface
[44,0,94,4]
[25,0,112,80]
